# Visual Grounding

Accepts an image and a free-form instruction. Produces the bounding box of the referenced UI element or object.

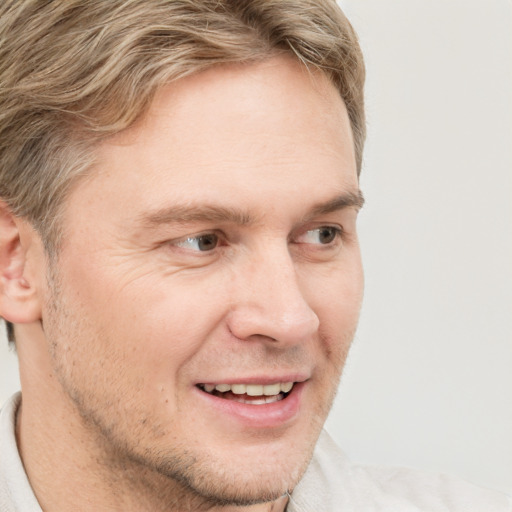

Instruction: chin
[164,459,301,507]
[140,435,315,507]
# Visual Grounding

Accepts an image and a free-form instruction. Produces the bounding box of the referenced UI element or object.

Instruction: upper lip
[196,374,309,386]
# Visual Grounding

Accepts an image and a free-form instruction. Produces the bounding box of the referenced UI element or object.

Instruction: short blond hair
[0,0,365,237]
[0,0,365,339]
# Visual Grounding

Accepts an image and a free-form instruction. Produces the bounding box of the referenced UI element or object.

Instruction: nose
[226,246,320,346]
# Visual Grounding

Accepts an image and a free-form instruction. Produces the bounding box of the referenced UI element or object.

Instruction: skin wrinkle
[0,0,366,257]
[12,56,363,512]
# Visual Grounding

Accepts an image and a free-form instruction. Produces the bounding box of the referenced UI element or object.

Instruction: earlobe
[0,201,42,324]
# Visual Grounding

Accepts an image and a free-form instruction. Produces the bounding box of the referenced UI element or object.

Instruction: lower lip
[194,382,306,429]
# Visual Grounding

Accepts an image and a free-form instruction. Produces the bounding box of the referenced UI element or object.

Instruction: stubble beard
[43,262,347,510]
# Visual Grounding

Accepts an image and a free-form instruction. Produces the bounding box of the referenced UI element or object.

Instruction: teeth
[231,384,246,394]
[280,382,293,393]
[263,383,281,395]
[205,381,295,396]
[230,394,285,405]
[246,384,263,396]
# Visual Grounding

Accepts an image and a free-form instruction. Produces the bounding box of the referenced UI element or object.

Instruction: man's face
[41,56,363,505]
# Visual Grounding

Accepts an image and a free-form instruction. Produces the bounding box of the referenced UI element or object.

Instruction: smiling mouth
[197,382,295,405]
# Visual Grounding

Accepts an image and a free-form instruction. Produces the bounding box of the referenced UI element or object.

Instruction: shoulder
[289,430,512,512]
[0,393,42,512]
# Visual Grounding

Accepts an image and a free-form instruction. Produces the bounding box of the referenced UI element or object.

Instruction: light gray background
[1,0,511,496]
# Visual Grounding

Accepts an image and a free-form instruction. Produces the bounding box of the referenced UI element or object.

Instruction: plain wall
[1,0,511,496]
[325,0,512,495]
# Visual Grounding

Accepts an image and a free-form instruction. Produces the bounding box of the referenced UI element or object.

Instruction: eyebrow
[139,190,364,228]
[140,204,254,227]
[304,189,365,220]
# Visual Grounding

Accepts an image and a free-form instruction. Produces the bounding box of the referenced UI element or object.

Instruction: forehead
[65,56,357,230]
[113,56,354,154]
[146,56,351,136]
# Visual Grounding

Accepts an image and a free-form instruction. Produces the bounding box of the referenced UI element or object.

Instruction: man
[0,1,509,511]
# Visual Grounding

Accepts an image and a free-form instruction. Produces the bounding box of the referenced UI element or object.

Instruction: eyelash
[294,226,344,246]
[170,225,345,254]
[174,233,224,252]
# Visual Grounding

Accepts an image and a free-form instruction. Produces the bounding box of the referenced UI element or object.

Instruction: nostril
[246,334,278,343]
[227,325,277,343]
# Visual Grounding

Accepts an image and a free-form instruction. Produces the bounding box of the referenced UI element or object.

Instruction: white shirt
[1,393,510,512]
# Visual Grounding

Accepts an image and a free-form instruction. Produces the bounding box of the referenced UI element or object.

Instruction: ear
[0,201,42,324]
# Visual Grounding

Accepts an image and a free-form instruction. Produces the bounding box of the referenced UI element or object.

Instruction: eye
[175,233,219,252]
[297,226,342,245]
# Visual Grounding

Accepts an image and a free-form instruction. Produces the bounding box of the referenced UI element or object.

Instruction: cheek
[309,259,364,355]
[97,272,229,378]
[307,256,364,319]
